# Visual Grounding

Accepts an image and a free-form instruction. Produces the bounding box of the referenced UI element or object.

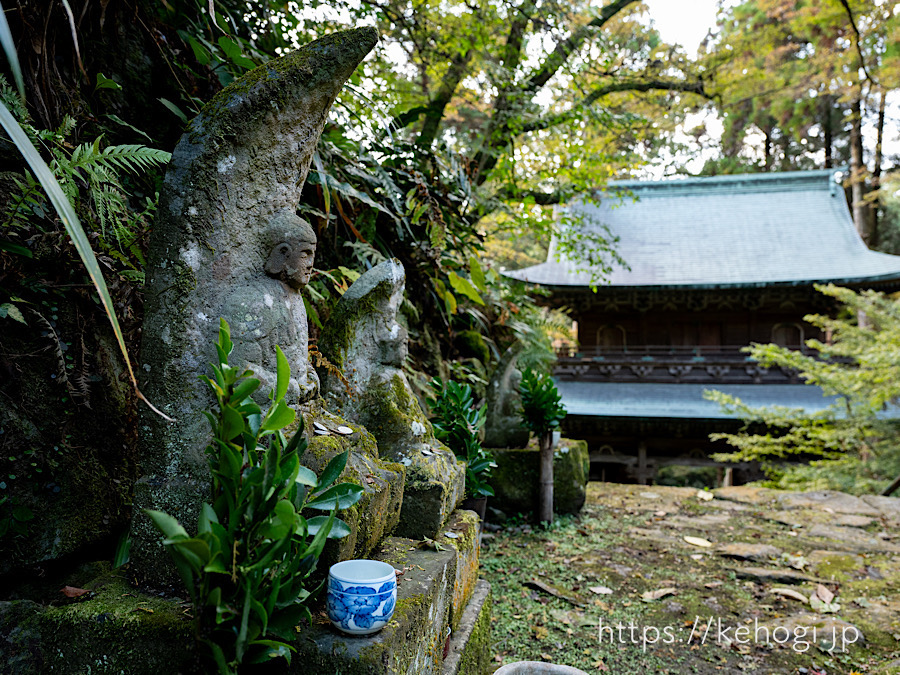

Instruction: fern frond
[99,145,172,174]
[65,142,170,177]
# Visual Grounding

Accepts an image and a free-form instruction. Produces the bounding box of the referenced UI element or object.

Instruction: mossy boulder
[487,438,590,516]
[0,312,134,576]
[297,400,405,564]
[0,567,194,674]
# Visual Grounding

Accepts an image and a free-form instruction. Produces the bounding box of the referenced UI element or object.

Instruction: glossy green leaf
[221,404,245,440]
[144,509,189,540]
[448,271,484,305]
[230,378,261,404]
[316,450,348,490]
[261,401,295,432]
[305,483,364,511]
[218,35,256,70]
[274,345,290,402]
[158,97,187,124]
[306,515,352,539]
[0,240,32,258]
[469,256,486,291]
[95,73,122,91]
[295,466,318,488]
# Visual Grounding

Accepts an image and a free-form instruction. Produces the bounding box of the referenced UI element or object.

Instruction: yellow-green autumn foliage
[706,284,900,494]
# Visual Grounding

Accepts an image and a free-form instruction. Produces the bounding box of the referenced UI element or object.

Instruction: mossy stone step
[292,536,458,674]
[0,519,486,674]
[434,509,481,631]
[0,570,194,674]
[442,579,492,675]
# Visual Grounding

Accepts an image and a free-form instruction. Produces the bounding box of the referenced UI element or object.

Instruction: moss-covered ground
[481,483,900,674]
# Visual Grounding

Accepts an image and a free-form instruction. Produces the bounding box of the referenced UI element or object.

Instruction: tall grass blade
[0,103,173,421]
[0,3,24,97]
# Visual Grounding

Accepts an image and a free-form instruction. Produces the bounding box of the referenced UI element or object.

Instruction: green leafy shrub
[518,369,567,438]
[427,377,496,498]
[146,319,363,673]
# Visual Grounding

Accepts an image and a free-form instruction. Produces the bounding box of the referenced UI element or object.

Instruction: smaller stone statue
[317,260,465,538]
[222,209,320,404]
[483,343,530,448]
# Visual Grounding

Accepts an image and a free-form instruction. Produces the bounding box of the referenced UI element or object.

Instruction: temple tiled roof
[506,169,900,289]
[555,381,840,420]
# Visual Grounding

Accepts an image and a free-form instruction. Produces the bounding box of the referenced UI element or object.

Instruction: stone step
[435,510,481,631]
[0,513,486,674]
[443,580,492,675]
[289,510,482,673]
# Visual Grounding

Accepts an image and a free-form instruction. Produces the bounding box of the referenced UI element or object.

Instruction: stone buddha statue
[222,209,320,404]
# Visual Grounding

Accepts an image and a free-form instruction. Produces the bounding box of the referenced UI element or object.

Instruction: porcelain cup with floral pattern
[327,559,397,635]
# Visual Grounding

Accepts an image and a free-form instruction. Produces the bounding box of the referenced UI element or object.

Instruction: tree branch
[522,0,638,95]
[472,0,638,183]
[416,48,474,147]
[495,186,568,204]
[519,77,710,134]
[836,0,878,86]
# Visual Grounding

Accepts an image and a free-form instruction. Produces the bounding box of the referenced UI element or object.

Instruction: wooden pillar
[637,442,649,485]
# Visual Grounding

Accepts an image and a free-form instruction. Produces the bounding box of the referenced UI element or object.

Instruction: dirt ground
[480,482,900,674]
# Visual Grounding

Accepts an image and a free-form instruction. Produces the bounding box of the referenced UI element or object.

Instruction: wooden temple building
[506,169,900,485]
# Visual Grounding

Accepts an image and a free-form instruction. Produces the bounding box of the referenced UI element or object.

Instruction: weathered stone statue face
[264,216,317,290]
[378,322,408,367]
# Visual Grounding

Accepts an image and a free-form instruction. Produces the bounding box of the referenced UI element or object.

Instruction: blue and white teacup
[327,559,397,635]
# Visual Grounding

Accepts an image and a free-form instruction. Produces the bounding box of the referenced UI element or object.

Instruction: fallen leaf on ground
[588,586,613,595]
[641,587,676,602]
[524,579,584,606]
[684,536,713,548]
[770,587,808,603]
[780,552,808,570]
[704,581,723,588]
[61,586,90,598]
[815,584,835,604]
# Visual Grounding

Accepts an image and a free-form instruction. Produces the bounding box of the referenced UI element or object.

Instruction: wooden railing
[553,345,814,384]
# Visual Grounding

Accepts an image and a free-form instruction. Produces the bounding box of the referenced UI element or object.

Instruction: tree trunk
[821,94,833,169]
[538,431,554,525]
[872,88,886,248]
[850,96,872,244]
